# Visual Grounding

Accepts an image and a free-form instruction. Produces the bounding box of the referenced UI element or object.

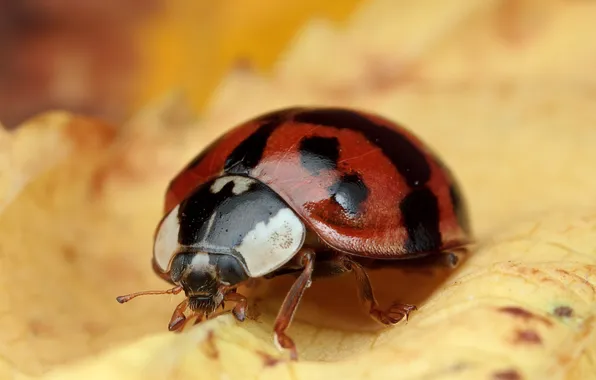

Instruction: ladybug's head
[165,250,248,314]
[116,175,306,328]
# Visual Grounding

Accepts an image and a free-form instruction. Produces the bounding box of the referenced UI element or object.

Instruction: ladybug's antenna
[116,285,183,303]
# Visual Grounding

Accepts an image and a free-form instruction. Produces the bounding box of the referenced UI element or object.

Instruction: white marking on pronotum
[190,253,211,271]
[235,208,306,277]
[210,176,253,195]
[153,204,181,272]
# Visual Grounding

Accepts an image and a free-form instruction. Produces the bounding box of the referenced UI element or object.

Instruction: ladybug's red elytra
[117,107,471,360]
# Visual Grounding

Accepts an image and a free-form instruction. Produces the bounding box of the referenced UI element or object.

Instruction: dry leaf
[1,0,596,379]
[31,83,596,380]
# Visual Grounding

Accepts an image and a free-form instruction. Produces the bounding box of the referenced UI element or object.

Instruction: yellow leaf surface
[1,0,596,379]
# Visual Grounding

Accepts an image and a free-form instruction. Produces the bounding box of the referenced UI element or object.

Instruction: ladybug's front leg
[168,298,191,332]
[272,248,315,360]
[341,257,417,325]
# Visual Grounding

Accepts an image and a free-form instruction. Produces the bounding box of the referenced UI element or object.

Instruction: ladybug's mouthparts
[188,294,218,312]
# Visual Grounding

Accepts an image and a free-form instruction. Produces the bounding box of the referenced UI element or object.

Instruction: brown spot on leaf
[518,267,541,277]
[496,0,524,45]
[90,163,117,197]
[83,321,108,336]
[553,306,573,318]
[202,330,219,359]
[65,117,118,151]
[558,353,572,366]
[232,57,255,72]
[61,245,78,263]
[495,0,543,46]
[498,306,553,326]
[29,319,54,337]
[499,306,533,318]
[493,369,522,380]
[514,329,542,345]
[555,268,595,292]
[258,351,282,367]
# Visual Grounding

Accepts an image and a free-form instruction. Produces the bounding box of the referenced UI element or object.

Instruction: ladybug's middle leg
[332,256,417,325]
[272,248,316,360]
[223,291,248,322]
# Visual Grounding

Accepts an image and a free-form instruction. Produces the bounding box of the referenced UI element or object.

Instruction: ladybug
[117,107,471,359]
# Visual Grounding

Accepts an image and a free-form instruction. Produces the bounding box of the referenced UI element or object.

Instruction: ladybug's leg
[273,248,315,360]
[202,290,249,322]
[168,298,190,332]
[439,251,461,268]
[224,291,248,322]
[342,257,417,325]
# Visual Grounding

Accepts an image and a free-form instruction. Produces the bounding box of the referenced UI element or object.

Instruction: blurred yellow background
[3,1,596,378]
[0,0,362,128]
[135,0,363,111]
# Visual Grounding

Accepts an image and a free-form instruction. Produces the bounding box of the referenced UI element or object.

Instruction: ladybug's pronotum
[117,107,471,360]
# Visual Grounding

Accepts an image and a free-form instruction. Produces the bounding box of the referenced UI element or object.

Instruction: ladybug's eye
[169,252,194,283]
[212,254,248,286]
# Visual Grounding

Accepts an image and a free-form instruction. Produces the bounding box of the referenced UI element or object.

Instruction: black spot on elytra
[298,136,340,175]
[294,108,431,188]
[449,183,470,234]
[224,110,291,174]
[399,188,442,253]
[328,173,369,216]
